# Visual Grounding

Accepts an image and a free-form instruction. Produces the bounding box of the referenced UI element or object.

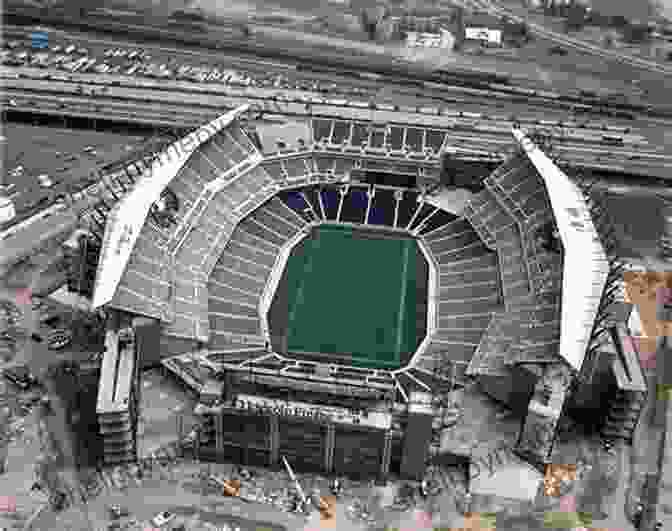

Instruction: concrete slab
[437,382,521,459]
[470,454,542,502]
[425,188,474,217]
[257,121,312,153]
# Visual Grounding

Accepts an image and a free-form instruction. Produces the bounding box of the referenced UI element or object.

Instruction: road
[2,122,155,229]
[7,13,671,109]
[0,17,613,94]
[8,95,670,179]
[458,0,672,76]
[5,73,672,179]
[4,65,668,136]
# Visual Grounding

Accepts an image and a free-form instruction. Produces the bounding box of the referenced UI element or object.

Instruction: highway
[4,70,672,178]
[3,66,664,134]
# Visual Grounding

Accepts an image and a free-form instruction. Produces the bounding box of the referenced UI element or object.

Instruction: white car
[64,45,76,54]
[37,174,54,187]
[47,329,73,350]
[150,511,176,527]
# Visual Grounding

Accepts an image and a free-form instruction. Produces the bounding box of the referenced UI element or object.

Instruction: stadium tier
[82,108,646,477]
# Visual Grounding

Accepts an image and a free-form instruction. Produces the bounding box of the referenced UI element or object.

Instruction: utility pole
[282,456,308,506]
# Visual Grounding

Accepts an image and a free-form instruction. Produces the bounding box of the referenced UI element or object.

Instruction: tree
[360,8,378,40]
[622,22,651,43]
[565,4,587,31]
[590,0,660,24]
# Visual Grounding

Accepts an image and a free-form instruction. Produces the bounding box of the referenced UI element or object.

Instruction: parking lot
[3,122,157,227]
[2,38,357,95]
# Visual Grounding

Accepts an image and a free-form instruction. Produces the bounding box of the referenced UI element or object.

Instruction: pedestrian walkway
[654,338,672,530]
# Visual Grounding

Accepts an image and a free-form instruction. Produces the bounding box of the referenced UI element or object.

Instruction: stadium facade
[87,106,646,479]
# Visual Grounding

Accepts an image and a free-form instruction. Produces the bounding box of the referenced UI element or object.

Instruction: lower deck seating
[207,196,309,349]
[339,186,369,224]
[467,303,561,376]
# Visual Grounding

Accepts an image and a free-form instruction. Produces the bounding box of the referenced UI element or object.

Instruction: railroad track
[2,83,662,146]
[1,70,652,136]
[5,91,672,179]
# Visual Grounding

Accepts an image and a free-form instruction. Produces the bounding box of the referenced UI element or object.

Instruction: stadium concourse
[84,105,645,480]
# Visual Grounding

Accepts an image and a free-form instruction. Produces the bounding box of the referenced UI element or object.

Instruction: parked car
[107,505,130,520]
[37,174,54,188]
[64,44,76,54]
[2,365,39,390]
[47,329,73,350]
[150,511,176,527]
[549,45,568,55]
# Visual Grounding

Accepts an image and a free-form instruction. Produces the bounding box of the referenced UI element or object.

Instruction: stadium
[87,105,646,482]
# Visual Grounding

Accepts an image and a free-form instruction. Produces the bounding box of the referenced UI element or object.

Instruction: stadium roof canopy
[513,129,609,372]
[91,106,249,309]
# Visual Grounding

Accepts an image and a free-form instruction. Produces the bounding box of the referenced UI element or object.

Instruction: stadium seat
[395,190,420,229]
[388,126,405,151]
[424,218,472,242]
[368,187,396,227]
[340,186,369,224]
[237,216,287,247]
[263,196,310,231]
[425,129,447,153]
[312,119,333,143]
[320,187,340,220]
[331,121,350,145]
[404,128,424,153]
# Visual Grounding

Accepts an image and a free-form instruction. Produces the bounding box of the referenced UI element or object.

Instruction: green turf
[284,224,418,370]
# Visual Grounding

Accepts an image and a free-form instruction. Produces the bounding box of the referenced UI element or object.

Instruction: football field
[284,225,420,369]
